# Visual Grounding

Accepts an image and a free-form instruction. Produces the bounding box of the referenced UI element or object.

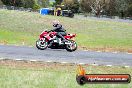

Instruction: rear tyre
[36,39,48,50]
[65,40,77,52]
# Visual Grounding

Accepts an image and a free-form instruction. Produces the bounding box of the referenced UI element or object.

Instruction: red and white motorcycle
[36,30,77,52]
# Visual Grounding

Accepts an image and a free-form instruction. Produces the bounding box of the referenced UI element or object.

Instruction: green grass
[0,9,132,52]
[0,60,132,88]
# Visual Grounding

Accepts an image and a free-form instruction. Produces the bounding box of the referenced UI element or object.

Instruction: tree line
[60,0,132,17]
[0,0,132,17]
[80,0,132,17]
[0,0,49,10]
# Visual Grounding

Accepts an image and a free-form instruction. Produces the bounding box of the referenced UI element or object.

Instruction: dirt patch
[127,50,132,53]
[78,46,132,53]
[0,59,77,71]
[0,40,8,45]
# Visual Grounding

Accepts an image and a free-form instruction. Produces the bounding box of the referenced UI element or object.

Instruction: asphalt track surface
[0,45,132,66]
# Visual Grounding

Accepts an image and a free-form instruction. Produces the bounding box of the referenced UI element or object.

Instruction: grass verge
[0,59,131,88]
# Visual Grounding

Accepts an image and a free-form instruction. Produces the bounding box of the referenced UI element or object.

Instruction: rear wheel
[65,40,77,52]
[36,39,48,50]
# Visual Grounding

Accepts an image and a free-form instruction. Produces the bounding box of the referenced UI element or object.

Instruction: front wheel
[65,40,77,52]
[36,39,48,50]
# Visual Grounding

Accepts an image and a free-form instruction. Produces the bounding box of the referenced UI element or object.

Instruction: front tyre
[36,39,48,50]
[65,40,77,52]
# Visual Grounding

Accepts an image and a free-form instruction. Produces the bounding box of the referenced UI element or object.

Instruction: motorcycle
[36,30,77,52]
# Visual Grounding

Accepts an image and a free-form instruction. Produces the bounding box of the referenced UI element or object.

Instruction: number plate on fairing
[53,40,57,42]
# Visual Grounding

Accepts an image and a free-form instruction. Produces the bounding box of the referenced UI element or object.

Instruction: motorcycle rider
[50,20,68,42]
